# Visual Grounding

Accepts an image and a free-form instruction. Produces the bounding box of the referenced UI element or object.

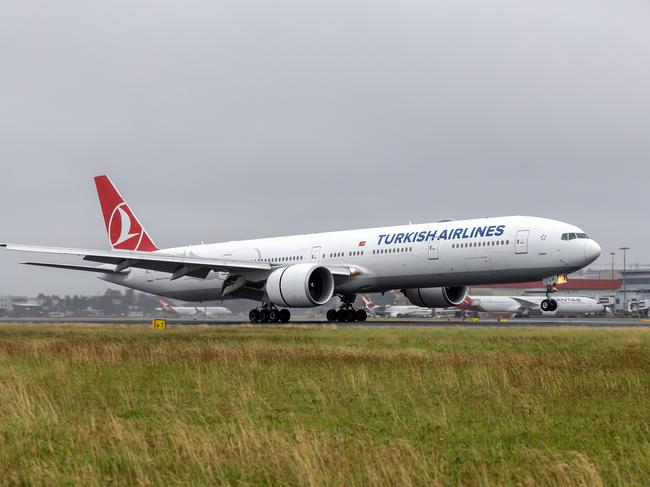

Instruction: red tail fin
[361,294,375,311]
[94,175,158,252]
[159,299,177,314]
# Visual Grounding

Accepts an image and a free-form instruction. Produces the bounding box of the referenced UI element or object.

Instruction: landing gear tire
[279,309,291,323]
[329,294,367,323]
[259,309,270,322]
[249,309,260,323]
[269,309,280,323]
[541,299,558,312]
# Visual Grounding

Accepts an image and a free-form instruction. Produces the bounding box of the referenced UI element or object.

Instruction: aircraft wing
[511,297,542,309]
[1,243,271,280]
[22,262,128,274]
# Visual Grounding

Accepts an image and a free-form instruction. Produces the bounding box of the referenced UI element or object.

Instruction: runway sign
[151,319,167,329]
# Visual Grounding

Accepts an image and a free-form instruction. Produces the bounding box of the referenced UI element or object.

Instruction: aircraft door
[515,230,529,254]
[427,240,439,260]
[310,246,321,263]
[146,269,154,282]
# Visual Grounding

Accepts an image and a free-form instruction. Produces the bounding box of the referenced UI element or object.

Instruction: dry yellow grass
[0,324,649,486]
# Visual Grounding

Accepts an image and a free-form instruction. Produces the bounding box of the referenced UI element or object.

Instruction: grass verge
[0,324,648,486]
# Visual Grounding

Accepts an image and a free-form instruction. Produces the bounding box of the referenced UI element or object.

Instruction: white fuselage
[100,216,601,303]
[158,305,232,316]
[462,295,605,316]
[384,306,433,318]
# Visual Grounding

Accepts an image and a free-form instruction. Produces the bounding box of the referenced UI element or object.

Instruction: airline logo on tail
[159,299,177,314]
[94,175,158,252]
[361,294,375,311]
[457,295,475,310]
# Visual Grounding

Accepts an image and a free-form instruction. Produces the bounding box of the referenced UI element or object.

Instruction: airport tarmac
[1,317,649,327]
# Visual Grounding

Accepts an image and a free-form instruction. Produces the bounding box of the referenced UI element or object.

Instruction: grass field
[0,324,649,486]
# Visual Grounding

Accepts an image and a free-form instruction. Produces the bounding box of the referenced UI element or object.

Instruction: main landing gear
[326,295,367,323]
[249,304,291,323]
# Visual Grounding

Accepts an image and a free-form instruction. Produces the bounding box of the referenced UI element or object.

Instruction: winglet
[94,175,158,252]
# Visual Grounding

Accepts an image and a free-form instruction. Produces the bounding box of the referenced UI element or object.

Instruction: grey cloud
[1,0,649,295]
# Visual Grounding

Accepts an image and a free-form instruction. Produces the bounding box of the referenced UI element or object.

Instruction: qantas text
[377,225,506,245]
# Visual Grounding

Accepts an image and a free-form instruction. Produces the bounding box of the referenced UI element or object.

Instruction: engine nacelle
[266,264,335,308]
[403,286,468,308]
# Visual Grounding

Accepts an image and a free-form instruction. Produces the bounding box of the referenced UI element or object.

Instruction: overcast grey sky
[1,0,649,296]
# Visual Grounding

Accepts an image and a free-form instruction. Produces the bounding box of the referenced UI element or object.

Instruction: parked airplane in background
[158,299,231,317]
[361,295,432,318]
[1,176,601,323]
[457,295,605,316]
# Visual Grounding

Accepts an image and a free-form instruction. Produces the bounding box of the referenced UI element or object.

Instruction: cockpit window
[561,232,589,240]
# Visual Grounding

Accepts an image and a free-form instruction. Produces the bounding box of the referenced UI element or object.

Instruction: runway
[1,317,649,327]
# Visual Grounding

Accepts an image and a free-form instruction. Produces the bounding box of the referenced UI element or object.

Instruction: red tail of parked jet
[159,299,178,314]
[361,294,375,312]
[94,175,158,252]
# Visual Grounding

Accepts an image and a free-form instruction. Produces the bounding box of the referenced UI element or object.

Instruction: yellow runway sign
[151,319,167,329]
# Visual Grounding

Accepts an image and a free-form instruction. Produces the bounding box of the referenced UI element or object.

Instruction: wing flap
[22,262,127,274]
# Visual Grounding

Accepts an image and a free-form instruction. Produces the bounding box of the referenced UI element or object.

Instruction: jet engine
[266,264,335,308]
[403,286,468,308]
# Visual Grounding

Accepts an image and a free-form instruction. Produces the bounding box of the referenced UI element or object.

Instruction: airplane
[457,294,606,316]
[1,175,602,323]
[361,294,432,318]
[157,299,232,317]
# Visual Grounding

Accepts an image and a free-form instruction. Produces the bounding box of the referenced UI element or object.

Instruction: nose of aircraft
[584,239,601,263]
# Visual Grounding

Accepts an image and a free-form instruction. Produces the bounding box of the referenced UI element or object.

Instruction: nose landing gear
[540,298,558,312]
[541,279,559,312]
